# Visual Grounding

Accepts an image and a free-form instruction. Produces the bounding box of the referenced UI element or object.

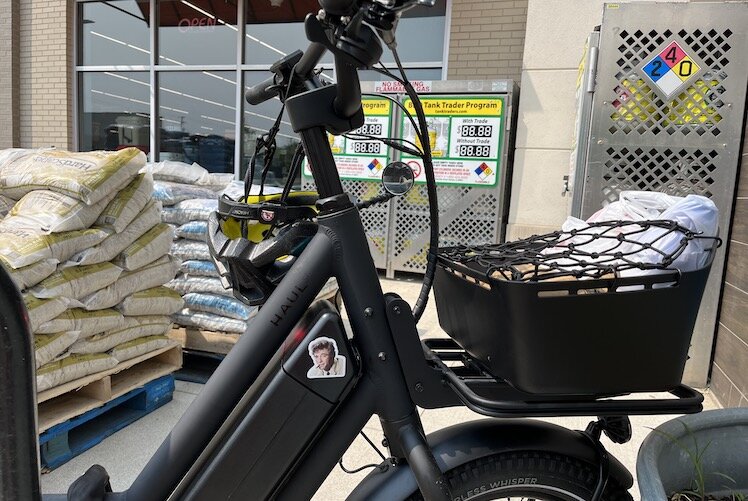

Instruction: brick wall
[447,0,528,83]
[0,0,20,148]
[19,0,73,150]
[710,117,748,408]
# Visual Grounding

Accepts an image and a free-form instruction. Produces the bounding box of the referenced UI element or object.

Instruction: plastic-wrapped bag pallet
[175,221,208,242]
[166,276,233,297]
[153,182,218,206]
[31,262,122,300]
[182,293,257,321]
[109,336,176,363]
[24,295,76,332]
[145,160,233,189]
[82,255,181,310]
[114,223,174,271]
[0,148,146,205]
[2,257,58,290]
[0,222,108,269]
[173,308,247,334]
[116,286,185,316]
[96,173,153,233]
[36,353,119,392]
[34,331,80,369]
[171,240,211,261]
[7,188,118,233]
[64,200,161,267]
[179,260,219,278]
[69,315,172,354]
[161,199,218,225]
[36,308,124,338]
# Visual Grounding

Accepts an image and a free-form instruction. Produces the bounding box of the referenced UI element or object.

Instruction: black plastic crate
[433,251,713,397]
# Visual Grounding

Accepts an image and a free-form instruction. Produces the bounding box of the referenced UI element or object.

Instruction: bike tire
[406,451,634,501]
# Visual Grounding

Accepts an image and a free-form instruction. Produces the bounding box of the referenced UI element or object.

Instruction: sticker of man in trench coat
[306,336,347,379]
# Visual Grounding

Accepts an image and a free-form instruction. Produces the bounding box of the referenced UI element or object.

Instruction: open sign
[178,17,217,33]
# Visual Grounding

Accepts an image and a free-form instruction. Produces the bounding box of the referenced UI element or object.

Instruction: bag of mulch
[109,336,176,363]
[173,308,247,334]
[24,294,78,332]
[81,256,181,310]
[8,188,118,233]
[166,276,233,297]
[96,172,153,233]
[2,257,58,291]
[0,148,146,205]
[0,221,109,269]
[180,260,219,278]
[64,200,161,267]
[69,316,172,354]
[182,292,256,321]
[161,199,218,225]
[36,353,119,392]
[113,223,173,271]
[153,182,217,206]
[34,331,80,369]
[175,221,207,242]
[171,240,211,261]
[116,286,185,316]
[31,262,122,300]
[36,308,124,338]
[0,194,15,217]
[145,160,209,184]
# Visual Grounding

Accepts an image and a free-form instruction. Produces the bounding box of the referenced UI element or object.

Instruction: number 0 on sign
[641,41,701,99]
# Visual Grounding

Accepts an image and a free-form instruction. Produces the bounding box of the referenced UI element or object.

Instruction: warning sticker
[641,40,702,99]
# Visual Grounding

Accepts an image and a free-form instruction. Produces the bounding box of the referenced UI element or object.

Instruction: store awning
[136,0,321,26]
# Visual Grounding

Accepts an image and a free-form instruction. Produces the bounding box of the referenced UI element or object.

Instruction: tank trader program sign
[303,98,393,181]
[401,96,504,187]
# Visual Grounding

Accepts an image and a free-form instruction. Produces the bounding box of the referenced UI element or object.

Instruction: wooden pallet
[39,375,175,471]
[37,344,182,434]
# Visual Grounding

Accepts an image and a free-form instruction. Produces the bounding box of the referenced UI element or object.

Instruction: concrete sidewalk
[41,276,720,500]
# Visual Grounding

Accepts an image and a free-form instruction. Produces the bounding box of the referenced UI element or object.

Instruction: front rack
[422,338,704,418]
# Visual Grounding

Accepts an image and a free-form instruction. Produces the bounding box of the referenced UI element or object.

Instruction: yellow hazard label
[362,99,391,115]
[404,98,503,117]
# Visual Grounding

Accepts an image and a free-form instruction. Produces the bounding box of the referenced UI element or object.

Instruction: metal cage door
[578,2,748,386]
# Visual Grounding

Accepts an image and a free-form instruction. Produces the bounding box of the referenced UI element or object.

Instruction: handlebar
[245,75,280,105]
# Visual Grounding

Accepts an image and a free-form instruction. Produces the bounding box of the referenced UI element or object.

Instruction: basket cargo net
[439,220,720,282]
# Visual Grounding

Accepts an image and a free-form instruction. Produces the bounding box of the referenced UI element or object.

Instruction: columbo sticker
[306,337,347,379]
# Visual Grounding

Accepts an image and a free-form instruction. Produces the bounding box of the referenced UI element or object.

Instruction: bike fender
[346,418,633,501]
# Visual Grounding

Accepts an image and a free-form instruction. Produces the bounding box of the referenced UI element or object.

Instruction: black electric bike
[0,1,717,500]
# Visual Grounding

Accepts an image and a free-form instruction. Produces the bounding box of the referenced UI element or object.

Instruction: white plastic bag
[175,221,208,242]
[161,199,218,225]
[114,223,174,271]
[116,286,185,316]
[179,260,219,278]
[8,188,118,233]
[2,257,58,290]
[0,148,146,205]
[109,336,175,363]
[31,262,123,300]
[0,222,108,269]
[36,353,119,392]
[96,172,154,233]
[36,308,124,338]
[182,293,257,321]
[34,331,80,369]
[64,200,162,267]
[69,316,172,354]
[171,239,211,261]
[173,308,247,334]
[587,191,680,223]
[0,194,14,217]
[24,294,78,333]
[166,276,233,297]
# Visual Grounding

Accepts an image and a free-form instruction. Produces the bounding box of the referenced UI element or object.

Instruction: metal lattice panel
[580,3,748,387]
[390,185,500,274]
[303,177,390,269]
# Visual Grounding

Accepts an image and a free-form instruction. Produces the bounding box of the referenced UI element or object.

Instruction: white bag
[0,148,146,205]
[182,293,256,321]
[0,222,109,269]
[173,308,247,334]
[69,316,172,354]
[113,223,174,271]
[175,221,208,242]
[64,200,162,267]
[36,353,119,392]
[153,182,218,206]
[82,256,181,310]
[2,257,58,290]
[0,194,14,217]
[179,260,219,278]
[116,286,185,316]
[36,308,124,338]
[145,160,209,184]
[166,276,233,297]
[171,240,211,261]
[24,294,77,333]
[161,199,218,225]
[109,336,175,363]
[96,172,154,233]
[8,188,118,233]
[31,262,123,300]
[34,331,80,369]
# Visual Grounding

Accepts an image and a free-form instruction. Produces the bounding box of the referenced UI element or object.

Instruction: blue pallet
[39,375,175,470]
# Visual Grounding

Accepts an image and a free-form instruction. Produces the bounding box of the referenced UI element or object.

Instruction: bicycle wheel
[407,451,633,501]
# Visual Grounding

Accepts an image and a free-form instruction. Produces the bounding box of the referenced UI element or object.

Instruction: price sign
[400,96,504,186]
[303,98,393,181]
[641,40,702,99]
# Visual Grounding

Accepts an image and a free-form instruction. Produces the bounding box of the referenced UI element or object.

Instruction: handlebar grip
[245,75,280,105]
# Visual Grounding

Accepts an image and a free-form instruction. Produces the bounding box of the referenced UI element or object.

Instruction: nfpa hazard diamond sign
[640,40,703,100]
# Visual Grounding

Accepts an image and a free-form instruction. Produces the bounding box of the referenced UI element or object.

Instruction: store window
[76,0,449,175]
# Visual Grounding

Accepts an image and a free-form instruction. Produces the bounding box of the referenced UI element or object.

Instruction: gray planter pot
[637,408,748,500]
